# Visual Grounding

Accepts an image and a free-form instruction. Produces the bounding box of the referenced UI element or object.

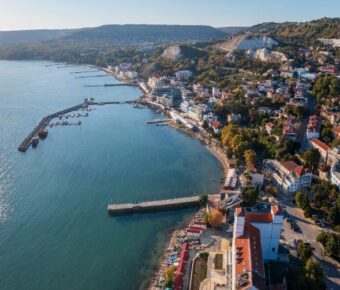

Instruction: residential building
[188,105,205,122]
[263,160,312,194]
[306,115,322,139]
[232,204,283,290]
[174,70,193,80]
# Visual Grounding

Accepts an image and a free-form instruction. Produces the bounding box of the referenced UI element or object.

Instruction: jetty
[84,83,136,88]
[107,196,201,216]
[18,99,137,152]
[18,103,87,152]
[146,118,172,124]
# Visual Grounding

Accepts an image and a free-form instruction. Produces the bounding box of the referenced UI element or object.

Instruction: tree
[163,265,177,287]
[295,192,306,209]
[244,149,256,170]
[297,240,313,264]
[303,148,321,171]
[242,187,259,205]
[305,258,326,290]
[208,210,223,228]
[199,193,208,205]
[265,185,277,196]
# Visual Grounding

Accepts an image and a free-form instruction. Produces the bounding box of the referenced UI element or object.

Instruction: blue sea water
[0,61,222,290]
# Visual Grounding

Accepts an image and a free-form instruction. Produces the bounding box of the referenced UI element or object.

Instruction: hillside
[0,29,78,45]
[217,27,248,36]
[161,44,207,60]
[0,24,226,46]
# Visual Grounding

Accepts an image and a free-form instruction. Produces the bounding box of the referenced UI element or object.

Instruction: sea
[0,60,223,290]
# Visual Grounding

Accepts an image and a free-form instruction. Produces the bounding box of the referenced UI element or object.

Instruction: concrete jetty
[18,103,86,152]
[107,196,201,216]
[18,99,137,152]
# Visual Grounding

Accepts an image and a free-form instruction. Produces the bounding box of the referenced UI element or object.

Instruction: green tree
[303,148,321,171]
[242,187,259,205]
[305,258,326,290]
[199,193,208,205]
[244,149,256,170]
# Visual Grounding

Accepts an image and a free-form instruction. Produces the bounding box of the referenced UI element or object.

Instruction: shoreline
[71,62,227,289]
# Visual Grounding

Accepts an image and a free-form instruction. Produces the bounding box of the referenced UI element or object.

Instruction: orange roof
[271,204,281,215]
[309,138,330,151]
[293,166,305,176]
[333,126,340,135]
[246,212,273,223]
[281,160,299,172]
[235,207,244,216]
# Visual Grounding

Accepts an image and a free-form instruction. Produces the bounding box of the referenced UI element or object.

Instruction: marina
[17,99,138,152]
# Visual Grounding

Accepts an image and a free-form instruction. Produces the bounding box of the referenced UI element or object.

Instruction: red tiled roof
[187,228,201,233]
[309,137,330,151]
[271,205,281,215]
[293,166,305,176]
[332,126,340,135]
[281,160,299,172]
[235,207,244,216]
[246,212,273,223]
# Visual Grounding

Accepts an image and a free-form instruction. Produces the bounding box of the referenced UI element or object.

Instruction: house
[188,105,205,122]
[330,161,340,189]
[306,115,322,140]
[309,138,330,162]
[174,70,193,80]
[147,76,167,90]
[333,127,340,140]
[228,113,242,124]
[265,122,274,134]
[232,204,283,290]
[263,160,312,194]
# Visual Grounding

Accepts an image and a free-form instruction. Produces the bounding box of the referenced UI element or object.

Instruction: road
[278,196,340,290]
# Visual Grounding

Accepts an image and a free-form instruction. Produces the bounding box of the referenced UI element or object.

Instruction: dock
[18,99,137,152]
[146,118,172,124]
[18,103,86,152]
[107,196,201,216]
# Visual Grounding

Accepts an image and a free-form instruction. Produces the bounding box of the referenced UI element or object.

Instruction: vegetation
[302,148,321,171]
[287,240,326,290]
[317,231,340,257]
[199,193,208,205]
[242,187,259,205]
[207,210,224,229]
[163,265,177,287]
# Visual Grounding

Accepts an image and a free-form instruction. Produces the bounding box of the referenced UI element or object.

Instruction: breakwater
[108,196,201,216]
[18,99,137,152]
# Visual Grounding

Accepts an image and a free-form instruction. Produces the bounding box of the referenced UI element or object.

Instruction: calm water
[0,61,222,290]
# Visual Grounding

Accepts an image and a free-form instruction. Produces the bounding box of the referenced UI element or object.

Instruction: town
[104,23,340,290]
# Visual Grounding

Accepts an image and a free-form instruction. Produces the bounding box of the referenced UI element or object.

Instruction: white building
[263,160,312,194]
[180,100,192,113]
[188,105,204,122]
[147,77,166,90]
[232,204,283,290]
[174,70,193,80]
[330,162,340,189]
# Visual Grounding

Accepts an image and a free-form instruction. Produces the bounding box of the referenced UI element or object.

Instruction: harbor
[17,98,138,152]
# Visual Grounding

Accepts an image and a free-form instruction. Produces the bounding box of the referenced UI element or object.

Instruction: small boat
[31,136,39,148]
[38,128,48,139]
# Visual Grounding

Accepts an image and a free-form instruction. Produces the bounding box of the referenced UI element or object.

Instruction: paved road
[278,196,340,290]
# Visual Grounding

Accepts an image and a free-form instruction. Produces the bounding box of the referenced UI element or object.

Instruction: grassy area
[214,253,223,270]
[190,252,208,290]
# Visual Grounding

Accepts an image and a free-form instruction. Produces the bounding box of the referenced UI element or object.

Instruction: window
[272,247,275,252]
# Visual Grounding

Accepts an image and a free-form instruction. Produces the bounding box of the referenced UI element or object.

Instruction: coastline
[94,64,228,289]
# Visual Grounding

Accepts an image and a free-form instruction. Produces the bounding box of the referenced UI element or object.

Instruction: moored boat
[31,136,39,148]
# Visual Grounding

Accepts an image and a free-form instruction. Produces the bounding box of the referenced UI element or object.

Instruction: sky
[0,0,339,31]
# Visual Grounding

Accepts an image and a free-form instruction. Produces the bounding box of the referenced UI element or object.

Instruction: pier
[146,118,172,124]
[18,99,137,152]
[107,196,201,216]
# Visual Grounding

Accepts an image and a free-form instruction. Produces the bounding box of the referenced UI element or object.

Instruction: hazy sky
[0,0,339,31]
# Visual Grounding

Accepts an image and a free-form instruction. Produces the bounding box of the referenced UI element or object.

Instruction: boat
[38,128,48,139]
[31,136,39,148]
